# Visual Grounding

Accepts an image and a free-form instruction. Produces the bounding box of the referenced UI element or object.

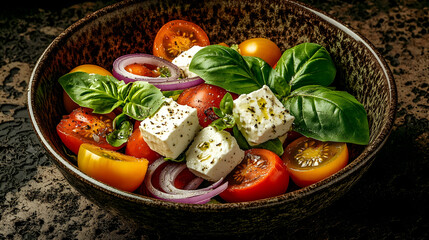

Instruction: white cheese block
[171,45,203,78]
[140,98,200,159]
[233,85,295,146]
[186,126,245,182]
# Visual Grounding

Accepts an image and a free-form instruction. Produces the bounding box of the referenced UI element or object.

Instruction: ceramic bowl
[28,0,397,237]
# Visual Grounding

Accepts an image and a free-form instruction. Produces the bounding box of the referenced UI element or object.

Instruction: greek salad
[57,20,369,204]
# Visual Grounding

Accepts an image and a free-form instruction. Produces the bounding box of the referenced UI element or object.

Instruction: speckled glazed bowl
[28,0,397,237]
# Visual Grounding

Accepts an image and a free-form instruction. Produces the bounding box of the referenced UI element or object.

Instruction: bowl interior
[28,0,396,235]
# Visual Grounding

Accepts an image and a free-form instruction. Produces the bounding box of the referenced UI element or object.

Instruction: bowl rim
[27,0,397,211]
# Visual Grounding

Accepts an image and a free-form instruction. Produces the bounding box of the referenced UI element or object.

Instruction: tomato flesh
[125,124,161,164]
[220,149,289,203]
[124,63,160,77]
[78,143,148,192]
[176,83,238,127]
[153,20,210,61]
[282,136,349,187]
[238,38,282,67]
[56,107,122,155]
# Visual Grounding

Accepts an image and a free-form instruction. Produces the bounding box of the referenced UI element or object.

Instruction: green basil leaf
[232,126,284,156]
[255,138,284,156]
[59,72,127,114]
[189,45,263,94]
[282,85,369,145]
[162,90,184,100]
[165,151,186,162]
[212,107,224,118]
[210,115,235,132]
[233,125,251,150]
[122,81,165,121]
[219,93,234,114]
[106,116,133,147]
[243,56,290,99]
[275,43,336,91]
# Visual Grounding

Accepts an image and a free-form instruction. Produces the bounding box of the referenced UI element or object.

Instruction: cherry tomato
[56,107,122,155]
[238,38,282,68]
[282,136,349,188]
[124,63,160,77]
[176,83,238,127]
[153,20,210,62]
[219,149,289,203]
[125,125,161,164]
[78,143,148,192]
[63,64,113,113]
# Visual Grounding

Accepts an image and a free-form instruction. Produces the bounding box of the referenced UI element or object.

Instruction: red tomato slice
[220,149,289,203]
[125,126,161,164]
[124,63,160,77]
[56,107,123,155]
[176,83,238,127]
[153,20,210,62]
[282,136,349,187]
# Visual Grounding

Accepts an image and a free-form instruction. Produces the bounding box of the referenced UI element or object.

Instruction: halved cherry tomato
[124,63,160,77]
[153,20,210,62]
[219,149,289,203]
[238,38,282,67]
[63,64,113,113]
[176,83,238,127]
[56,107,122,155]
[282,136,349,188]
[78,143,149,192]
[125,123,161,164]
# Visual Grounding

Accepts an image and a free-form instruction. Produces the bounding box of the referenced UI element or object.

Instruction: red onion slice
[144,158,228,204]
[112,53,204,91]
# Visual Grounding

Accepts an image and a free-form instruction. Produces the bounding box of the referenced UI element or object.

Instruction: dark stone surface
[0,0,427,239]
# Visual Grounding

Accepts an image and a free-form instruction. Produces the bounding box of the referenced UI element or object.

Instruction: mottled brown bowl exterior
[28,0,396,237]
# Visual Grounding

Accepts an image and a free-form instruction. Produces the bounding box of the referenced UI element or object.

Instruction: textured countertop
[0,0,428,239]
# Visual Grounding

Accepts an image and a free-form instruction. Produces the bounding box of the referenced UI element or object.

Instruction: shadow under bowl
[27,0,397,237]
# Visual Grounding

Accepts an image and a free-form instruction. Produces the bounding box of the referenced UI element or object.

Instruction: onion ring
[112,53,204,91]
[144,158,228,204]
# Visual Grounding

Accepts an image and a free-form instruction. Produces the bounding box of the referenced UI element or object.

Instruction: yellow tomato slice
[70,64,113,76]
[78,143,149,192]
[282,136,349,187]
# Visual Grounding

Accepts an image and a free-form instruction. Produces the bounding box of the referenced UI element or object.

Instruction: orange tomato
[282,136,349,187]
[238,38,282,67]
[153,20,210,62]
[78,143,148,192]
[63,64,113,113]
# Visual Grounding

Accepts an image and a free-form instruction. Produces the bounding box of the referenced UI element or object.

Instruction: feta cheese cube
[233,85,295,146]
[171,46,203,78]
[140,98,200,159]
[186,126,245,182]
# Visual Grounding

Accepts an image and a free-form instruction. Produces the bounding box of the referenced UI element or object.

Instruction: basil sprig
[189,43,370,145]
[210,93,235,131]
[59,72,165,145]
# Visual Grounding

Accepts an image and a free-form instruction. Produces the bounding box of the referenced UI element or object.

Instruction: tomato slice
[282,136,349,187]
[125,124,161,164]
[238,38,282,67]
[63,64,113,113]
[124,63,160,77]
[219,149,289,203]
[176,83,238,127]
[78,143,149,192]
[153,20,210,62]
[56,107,122,155]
